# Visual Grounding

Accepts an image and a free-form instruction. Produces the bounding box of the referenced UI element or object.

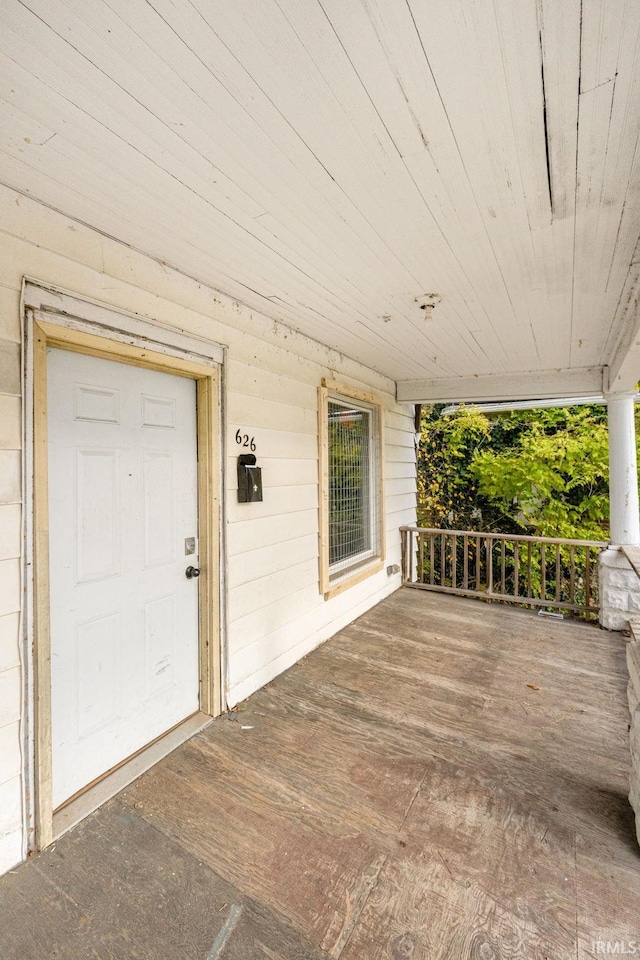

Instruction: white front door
[47,348,200,808]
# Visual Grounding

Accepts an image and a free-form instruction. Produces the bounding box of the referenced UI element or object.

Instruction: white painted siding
[225,361,415,704]
[0,184,416,876]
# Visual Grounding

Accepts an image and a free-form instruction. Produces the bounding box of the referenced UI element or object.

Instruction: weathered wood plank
[120,734,393,952]
[0,800,328,960]
[340,854,576,960]
[576,851,640,952]
[0,590,635,958]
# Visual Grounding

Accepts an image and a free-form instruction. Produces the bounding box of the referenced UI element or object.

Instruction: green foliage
[417,405,493,530]
[418,403,621,539]
[471,406,610,539]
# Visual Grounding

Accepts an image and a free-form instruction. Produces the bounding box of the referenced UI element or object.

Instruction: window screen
[327,395,381,583]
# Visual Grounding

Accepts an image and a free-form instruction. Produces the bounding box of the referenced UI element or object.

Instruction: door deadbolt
[185,566,200,579]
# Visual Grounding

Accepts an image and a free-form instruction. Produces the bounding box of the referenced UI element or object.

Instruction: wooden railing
[400,526,607,618]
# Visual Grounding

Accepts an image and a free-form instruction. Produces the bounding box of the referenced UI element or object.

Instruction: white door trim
[22,280,226,852]
[23,277,225,366]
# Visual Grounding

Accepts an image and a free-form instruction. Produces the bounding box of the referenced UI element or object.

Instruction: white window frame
[318,378,385,599]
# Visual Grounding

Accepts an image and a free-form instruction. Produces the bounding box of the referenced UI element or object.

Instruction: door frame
[22,280,224,851]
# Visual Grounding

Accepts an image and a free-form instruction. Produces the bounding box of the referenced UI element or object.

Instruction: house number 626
[235,429,256,452]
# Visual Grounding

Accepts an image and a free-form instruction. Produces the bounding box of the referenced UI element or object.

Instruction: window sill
[323,557,385,600]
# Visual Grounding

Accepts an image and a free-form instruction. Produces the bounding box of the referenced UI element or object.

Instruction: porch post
[599,392,640,631]
[607,392,640,546]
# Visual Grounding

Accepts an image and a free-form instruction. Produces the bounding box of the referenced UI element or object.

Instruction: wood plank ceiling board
[0,9,381,326]
[536,0,582,224]
[605,238,640,390]
[533,0,583,370]
[277,0,515,374]
[114,0,463,369]
[3,0,464,368]
[0,0,639,389]
[200,0,515,369]
[0,112,425,378]
[164,0,498,373]
[1,1,460,378]
[343,0,546,367]
[401,0,565,367]
[572,0,640,365]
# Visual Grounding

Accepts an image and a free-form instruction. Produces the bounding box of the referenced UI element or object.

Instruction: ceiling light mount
[415,293,441,319]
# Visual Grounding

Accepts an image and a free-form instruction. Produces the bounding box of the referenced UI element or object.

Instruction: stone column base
[627,623,640,846]
[599,546,640,631]
[599,547,640,846]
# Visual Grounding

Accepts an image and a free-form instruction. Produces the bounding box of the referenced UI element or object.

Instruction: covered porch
[1,588,636,959]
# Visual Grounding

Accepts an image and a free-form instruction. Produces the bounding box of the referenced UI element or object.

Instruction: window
[318,380,384,598]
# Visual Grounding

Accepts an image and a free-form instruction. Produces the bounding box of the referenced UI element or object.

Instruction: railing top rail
[400,526,608,549]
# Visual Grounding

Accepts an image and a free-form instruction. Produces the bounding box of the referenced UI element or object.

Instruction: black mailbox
[237,454,263,503]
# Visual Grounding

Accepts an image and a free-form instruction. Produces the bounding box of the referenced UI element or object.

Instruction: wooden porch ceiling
[1,590,637,958]
[1,1,640,394]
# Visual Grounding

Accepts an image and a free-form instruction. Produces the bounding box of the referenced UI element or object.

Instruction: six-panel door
[47,348,200,808]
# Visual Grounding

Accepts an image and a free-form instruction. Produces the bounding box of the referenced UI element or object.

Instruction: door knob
[185,566,200,579]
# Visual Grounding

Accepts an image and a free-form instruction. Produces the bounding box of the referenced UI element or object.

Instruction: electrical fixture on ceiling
[415,294,441,319]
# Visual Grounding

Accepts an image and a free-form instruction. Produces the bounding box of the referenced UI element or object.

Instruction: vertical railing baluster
[411,528,416,582]
[402,528,604,618]
[429,533,435,586]
[463,535,469,590]
[569,545,576,603]
[451,535,457,589]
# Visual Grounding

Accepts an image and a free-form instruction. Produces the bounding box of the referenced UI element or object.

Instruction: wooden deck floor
[1,589,638,959]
